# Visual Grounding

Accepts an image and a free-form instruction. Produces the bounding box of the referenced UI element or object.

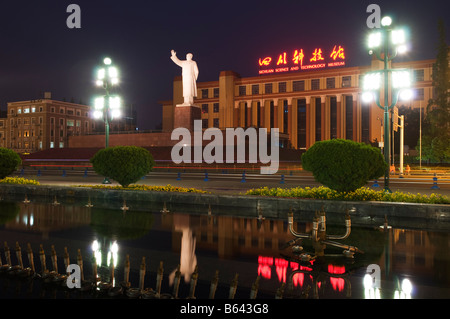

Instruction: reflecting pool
[0,195,449,299]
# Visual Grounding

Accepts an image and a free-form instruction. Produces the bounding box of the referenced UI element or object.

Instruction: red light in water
[258,256,273,279]
[328,264,346,292]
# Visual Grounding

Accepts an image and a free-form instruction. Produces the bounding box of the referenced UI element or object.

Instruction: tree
[90,146,154,187]
[301,139,387,192]
[421,19,450,162]
[0,148,22,179]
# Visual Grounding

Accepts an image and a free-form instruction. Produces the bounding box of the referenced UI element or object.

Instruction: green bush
[0,148,22,179]
[301,139,387,192]
[90,146,155,187]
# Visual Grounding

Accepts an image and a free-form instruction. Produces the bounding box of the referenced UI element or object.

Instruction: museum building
[161,56,434,151]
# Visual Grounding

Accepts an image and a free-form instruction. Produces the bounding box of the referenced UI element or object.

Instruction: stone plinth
[174,104,201,131]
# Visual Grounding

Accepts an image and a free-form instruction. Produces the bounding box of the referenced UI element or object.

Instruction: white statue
[171,50,199,106]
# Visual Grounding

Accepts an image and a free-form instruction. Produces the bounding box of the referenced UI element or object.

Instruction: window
[414,69,424,82]
[39,141,43,149]
[342,76,352,87]
[202,89,209,99]
[67,120,75,127]
[213,103,219,113]
[293,81,305,92]
[202,104,209,114]
[415,88,424,101]
[60,119,64,126]
[311,79,320,90]
[278,82,287,93]
[39,117,43,124]
[202,119,208,129]
[326,77,335,89]
[51,117,55,125]
[50,142,54,149]
[60,108,65,114]
[59,142,64,148]
[265,83,273,94]
[213,118,219,128]
[76,120,81,127]
[31,107,36,113]
[39,107,43,112]
[17,108,22,114]
[51,107,55,113]
[239,86,246,96]
[213,88,219,98]
[0,121,3,127]
[252,84,259,95]
[67,109,74,115]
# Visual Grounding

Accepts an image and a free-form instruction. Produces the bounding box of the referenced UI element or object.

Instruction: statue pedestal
[174,104,201,131]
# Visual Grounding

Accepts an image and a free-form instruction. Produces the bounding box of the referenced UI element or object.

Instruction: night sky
[0,0,448,130]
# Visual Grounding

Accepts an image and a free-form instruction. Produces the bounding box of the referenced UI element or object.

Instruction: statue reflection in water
[169,214,197,285]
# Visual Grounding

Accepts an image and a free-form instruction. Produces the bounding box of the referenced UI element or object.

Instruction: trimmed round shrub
[301,139,387,192]
[0,148,22,179]
[90,146,155,187]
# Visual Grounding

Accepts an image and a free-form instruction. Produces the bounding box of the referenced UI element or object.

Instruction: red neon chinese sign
[258,45,346,75]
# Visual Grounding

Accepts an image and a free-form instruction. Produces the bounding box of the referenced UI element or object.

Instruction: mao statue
[171,50,199,106]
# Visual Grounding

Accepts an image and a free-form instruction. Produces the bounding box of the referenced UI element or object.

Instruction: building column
[336,94,342,139]
[353,93,362,142]
[291,98,298,149]
[233,101,240,127]
[305,96,313,149]
[322,95,329,141]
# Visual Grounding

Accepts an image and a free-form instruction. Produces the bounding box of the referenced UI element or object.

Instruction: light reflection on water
[0,198,449,299]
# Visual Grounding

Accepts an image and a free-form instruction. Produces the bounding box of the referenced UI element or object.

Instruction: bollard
[155,261,164,297]
[228,273,239,299]
[241,171,246,183]
[172,264,181,298]
[83,169,88,178]
[280,174,285,184]
[77,249,84,282]
[64,247,70,275]
[209,270,219,299]
[122,255,131,289]
[176,172,181,181]
[27,243,36,274]
[4,242,12,269]
[188,265,199,299]
[204,172,209,182]
[139,257,146,292]
[37,169,41,177]
[372,180,380,188]
[62,170,67,177]
[39,244,47,275]
[15,242,24,270]
[275,283,286,299]
[250,276,260,299]
[431,173,440,190]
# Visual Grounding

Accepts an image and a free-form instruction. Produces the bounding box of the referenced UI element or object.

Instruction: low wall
[1,184,449,231]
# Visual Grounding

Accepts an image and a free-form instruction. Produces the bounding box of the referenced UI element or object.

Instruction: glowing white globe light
[381,16,392,27]
[104,57,112,65]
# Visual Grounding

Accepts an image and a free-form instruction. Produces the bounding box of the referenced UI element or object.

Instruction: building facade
[161,57,435,150]
[1,93,92,154]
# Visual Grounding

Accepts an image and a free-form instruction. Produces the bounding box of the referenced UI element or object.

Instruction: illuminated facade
[2,93,92,153]
[162,57,435,150]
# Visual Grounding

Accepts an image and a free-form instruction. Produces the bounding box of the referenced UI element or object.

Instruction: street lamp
[93,57,121,184]
[362,17,413,192]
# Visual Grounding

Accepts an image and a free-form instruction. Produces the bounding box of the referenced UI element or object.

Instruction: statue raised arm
[170,50,199,106]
